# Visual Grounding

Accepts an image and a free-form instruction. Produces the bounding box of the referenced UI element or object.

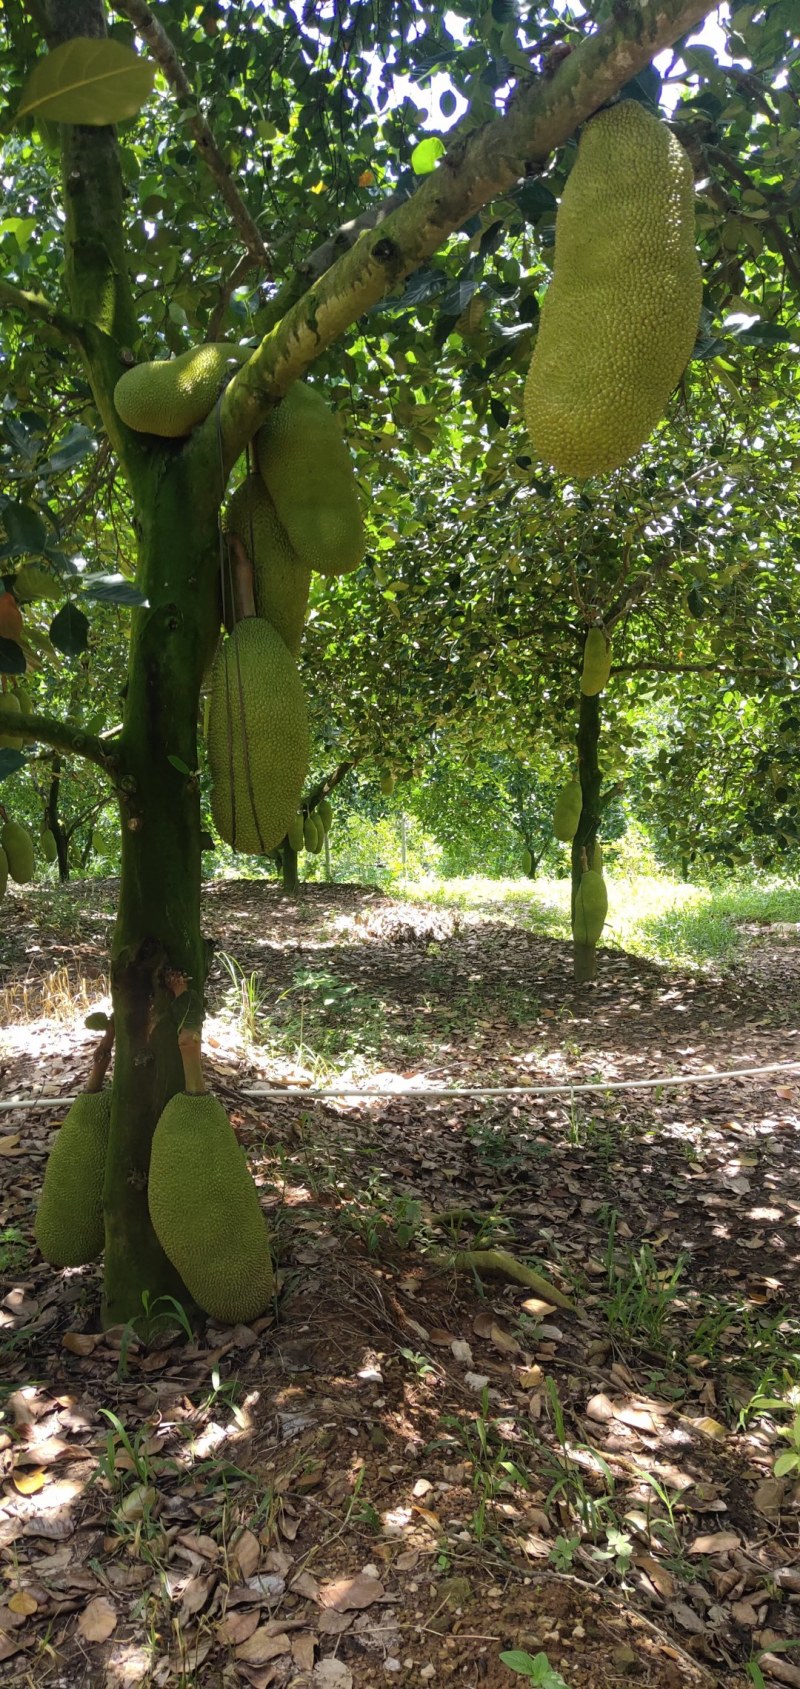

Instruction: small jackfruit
[318,798,333,834]
[207,619,309,854]
[380,770,396,797]
[573,869,608,945]
[41,828,58,863]
[147,1091,274,1325]
[309,815,325,854]
[524,101,702,477]
[303,815,317,852]
[1,820,34,883]
[287,814,305,853]
[581,629,612,696]
[223,476,311,657]
[0,693,22,749]
[114,343,245,438]
[255,384,364,576]
[553,781,582,843]
[522,847,533,875]
[0,846,7,901]
[34,1091,111,1266]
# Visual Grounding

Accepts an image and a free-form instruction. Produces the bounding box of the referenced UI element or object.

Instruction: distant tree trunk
[572,691,602,984]
[46,756,69,882]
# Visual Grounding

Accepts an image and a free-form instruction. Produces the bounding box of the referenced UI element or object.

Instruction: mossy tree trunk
[45,757,69,882]
[571,691,602,984]
[281,842,300,893]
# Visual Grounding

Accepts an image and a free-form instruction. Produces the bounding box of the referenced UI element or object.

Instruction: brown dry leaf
[77,1594,117,1643]
[317,1609,352,1636]
[0,1133,22,1154]
[318,1573,384,1612]
[235,1627,292,1664]
[521,1296,557,1317]
[232,1527,261,1578]
[12,1469,46,1495]
[7,1591,38,1616]
[291,1570,320,1601]
[313,1661,353,1688]
[586,1392,614,1423]
[61,1332,100,1357]
[633,1553,677,1600]
[292,1632,316,1671]
[472,1312,522,1355]
[688,1530,740,1556]
[217,1608,261,1646]
[179,1574,215,1618]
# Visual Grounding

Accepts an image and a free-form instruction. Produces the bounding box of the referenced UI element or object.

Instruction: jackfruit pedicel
[35,1091,111,1266]
[147,1036,273,1325]
[114,343,245,438]
[223,475,311,657]
[524,101,702,477]
[206,618,309,854]
[255,383,365,576]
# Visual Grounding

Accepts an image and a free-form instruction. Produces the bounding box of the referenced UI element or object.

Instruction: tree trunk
[281,842,299,894]
[571,691,602,984]
[46,757,69,881]
[102,453,222,1328]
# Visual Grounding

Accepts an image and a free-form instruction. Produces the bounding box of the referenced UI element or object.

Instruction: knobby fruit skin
[41,828,58,863]
[380,771,396,796]
[581,628,612,696]
[524,101,702,477]
[0,693,22,750]
[573,868,608,944]
[223,475,311,657]
[147,1092,274,1325]
[114,343,245,438]
[522,847,533,875]
[553,780,582,843]
[0,819,34,883]
[206,619,309,855]
[255,383,365,576]
[287,814,306,853]
[302,815,317,852]
[318,798,333,834]
[34,1092,111,1266]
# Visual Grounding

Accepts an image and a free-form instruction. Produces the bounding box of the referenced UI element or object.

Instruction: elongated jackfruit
[34,1092,111,1266]
[524,102,702,477]
[522,847,533,875]
[1,820,34,883]
[581,629,612,696]
[287,814,306,853]
[114,343,245,438]
[207,619,309,854]
[147,1091,274,1325]
[41,828,58,864]
[573,869,608,945]
[0,693,22,749]
[318,798,333,834]
[223,476,311,657]
[255,384,364,576]
[303,816,317,852]
[0,846,7,901]
[380,770,396,797]
[553,781,582,843]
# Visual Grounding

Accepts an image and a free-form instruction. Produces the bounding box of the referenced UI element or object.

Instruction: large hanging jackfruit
[255,384,364,576]
[524,102,702,477]
[206,618,309,854]
[223,476,311,657]
[35,1092,111,1266]
[114,344,245,438]
[573,869,608,945]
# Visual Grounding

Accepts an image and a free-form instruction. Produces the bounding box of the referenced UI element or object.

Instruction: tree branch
[115,0,272,289]
[303,761,354,815]
[0,279,84,345]
[0,709,120,775]
[213,0,718,476]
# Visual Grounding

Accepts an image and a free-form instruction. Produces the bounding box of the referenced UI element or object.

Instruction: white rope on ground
[2,1058,799,1110]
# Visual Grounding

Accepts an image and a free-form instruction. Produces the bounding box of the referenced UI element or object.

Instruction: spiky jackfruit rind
[303,816,317,852]
[255,384,365,577]
[380,771,396,797]
[573,869,608,945]
[34,1092,111,1266]
[223,476,311,657]
[0,694,22,750]
[287,814,306,853]
[309,815,325,854]
[522,848,533,876]
[318,798,333,834]
[207,619,309,855]
[1,820,34,883]
[553,781,582,843]
[0,846,7,901]
[147,1092,274,1325]
[114,344,245,438]
[581,629,612,696]
[41,828,58,864]
[524,102,702,477]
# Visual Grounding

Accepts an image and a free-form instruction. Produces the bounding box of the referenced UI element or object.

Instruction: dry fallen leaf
[688,1530,740,1556]
[7,1591,38,1617]
[318,1573,384,1612]
[235,1627,292,1664]
[77,1595,117,1643]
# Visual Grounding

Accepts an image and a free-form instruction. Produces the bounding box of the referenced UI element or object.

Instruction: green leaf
[17,38,155,126]
[773,1450,799,1477]
[0,748,26,781]
[411,136,446,175]
[499,1652,538,1676]
[167,754,193,776]
[49,603,89,658]
[44,425,95,475]
[80,574,147,607]
[84,1012,110,1032]
[439,89,457,119]
[2,502,47,556]
[0,638,26,676]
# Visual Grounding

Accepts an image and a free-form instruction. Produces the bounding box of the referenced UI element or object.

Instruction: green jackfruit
[223,476,311,657]
[573,869,608,945]
[591,841,603,874]
[147,1091,274,1325]
[207,619,309,854]
[309,815,325,854]
[553,781,582,843]
[524,102,702,477]
[255,384,364,576]
[303,816,317,852]
[114,343,245,438]
[34,1091,111,1266]
[0,846,7,901]
[522,847,533,876]
[581,629,612,696]
[380,770,396,797]
[41,828,58,864]
[0,693,22,749]
[318,798,333,834]
[13,564,62,603]
[1,820,34,883]
[287,814,306,853]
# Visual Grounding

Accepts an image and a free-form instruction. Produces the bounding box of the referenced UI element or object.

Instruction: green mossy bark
[571,691,602,985]
[281,842,300,894]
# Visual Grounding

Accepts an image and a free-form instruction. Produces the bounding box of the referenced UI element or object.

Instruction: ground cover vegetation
[1,0,800,1680]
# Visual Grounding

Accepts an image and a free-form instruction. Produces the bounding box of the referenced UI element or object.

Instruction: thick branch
[115,0,271,282]
[303,761,354,815]
[0,710,119,775]
[213,0,717,474]
[0,279,83,344]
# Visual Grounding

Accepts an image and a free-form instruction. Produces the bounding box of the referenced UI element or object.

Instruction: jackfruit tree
[0,0,788,1327]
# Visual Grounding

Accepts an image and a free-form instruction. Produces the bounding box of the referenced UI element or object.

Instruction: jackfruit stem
[228,535,256,623]
[87,1017,115,1094]
[178,1027,206,1095]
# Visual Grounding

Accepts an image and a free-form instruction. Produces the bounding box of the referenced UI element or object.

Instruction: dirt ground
[1,878,799,1689]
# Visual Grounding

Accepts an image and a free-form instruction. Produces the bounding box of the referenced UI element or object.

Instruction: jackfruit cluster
[255,384,364,577]
[573,867,608,946]
[0,819,34,883]
[147,1091,274,1324]
[524,101,702,477]
[581,629,612,696]
[286,799,331,857]
[553,780,582,843]
[34,1091,111,1266]
[206,618,309,854]
[223,476,311,658]
[114,343,245,438]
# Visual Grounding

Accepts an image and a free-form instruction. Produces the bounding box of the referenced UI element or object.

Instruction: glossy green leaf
[17,38,155,126]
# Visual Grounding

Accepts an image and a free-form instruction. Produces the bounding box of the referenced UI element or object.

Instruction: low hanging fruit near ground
[206,618,309,854]
[34,1092,111,1267]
